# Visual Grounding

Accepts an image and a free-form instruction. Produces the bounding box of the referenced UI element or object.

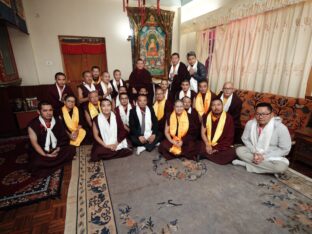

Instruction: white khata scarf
[97,112,128,150]
[136,106,152,139]
[187,107,192,114]
[220,93,233,112]
[100,81,112,100]
[164,89,168,100]
[39,116,57,152]
[56,84,65,101]
[83,82,96,92]
[250,118,275,155]
[112,79,124,93]
[119,103,132,126]
[179,88,191,100]
[188,60,198,93]
[115,95,120,107]
[169,62,180,78]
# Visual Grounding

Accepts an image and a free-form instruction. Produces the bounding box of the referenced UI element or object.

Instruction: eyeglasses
[223,88,233,90]
[255,112,272,117]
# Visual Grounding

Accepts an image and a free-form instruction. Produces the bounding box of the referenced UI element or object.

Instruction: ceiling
[127,0,194,7]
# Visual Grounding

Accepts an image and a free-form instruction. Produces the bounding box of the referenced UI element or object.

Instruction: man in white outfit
[234,102,291,176]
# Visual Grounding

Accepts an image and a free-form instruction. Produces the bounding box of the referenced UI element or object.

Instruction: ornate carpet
[66,146,312,233]
[65,145,116,234]
[0,137,63,210]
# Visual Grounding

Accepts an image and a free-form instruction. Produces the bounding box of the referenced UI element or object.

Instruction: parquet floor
[0,162,72,234]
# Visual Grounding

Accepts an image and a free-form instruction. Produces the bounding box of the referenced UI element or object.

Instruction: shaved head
[222,82,234,98]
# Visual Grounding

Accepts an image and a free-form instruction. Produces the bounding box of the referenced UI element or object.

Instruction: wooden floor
[0,163,72,234]
[0,159,310,234]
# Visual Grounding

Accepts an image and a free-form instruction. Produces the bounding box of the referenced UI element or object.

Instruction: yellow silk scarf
[169,110,189,155]
[62,106,86,146]
[195,91,211,116]
[153,99,166,120]
[206,111,227,147]
[88,101,101,119]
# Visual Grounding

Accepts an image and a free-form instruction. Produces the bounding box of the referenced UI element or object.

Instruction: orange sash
[206,111,227,146]
[153,99,166,120]
[62,106,86,146]
[88,101,101,119]
[195,91,212,116]
[169,110,189,155]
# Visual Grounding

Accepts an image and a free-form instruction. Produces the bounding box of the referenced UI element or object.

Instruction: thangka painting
[139,15,166,76]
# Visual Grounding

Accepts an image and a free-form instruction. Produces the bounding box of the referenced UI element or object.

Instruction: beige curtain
[208,1,312,98]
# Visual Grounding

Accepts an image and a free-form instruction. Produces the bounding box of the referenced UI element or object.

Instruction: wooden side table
[14,110,38,129]
[292,128,312,167]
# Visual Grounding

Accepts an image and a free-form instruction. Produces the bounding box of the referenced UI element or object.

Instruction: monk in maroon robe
[128,59,153,104]
[110,69,126,99]
[158,100,200,161]
[182,96,200,139]
[217,82,243,143]
[115,92,133,132]
[77,71,96,108]
[91,99,132,161]
[28,101,76,177]
[47,72,75,117]
[168,53,190,98]
[153,88,173,136]
[199,98,236,164]
[175,79,197,101]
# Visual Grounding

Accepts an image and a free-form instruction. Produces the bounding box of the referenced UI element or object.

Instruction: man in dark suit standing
[187,51,207,93]
[168,53,190,98]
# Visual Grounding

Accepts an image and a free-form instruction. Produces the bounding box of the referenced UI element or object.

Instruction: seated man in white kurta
[233,102,291,176]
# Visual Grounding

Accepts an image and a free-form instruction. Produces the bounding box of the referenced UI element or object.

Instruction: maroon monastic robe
[91,114,132,161]
[174,90,197,102]
[217,91,243,143]
[156,99,173,135]
[47,84,75,117]
[28,117,76,177]
[128,68,153,103]
[199,112,236,165]
[110,79,126,99]
[158,113,200,161]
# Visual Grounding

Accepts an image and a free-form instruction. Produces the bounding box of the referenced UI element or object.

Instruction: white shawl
[136,106,152,139]
[100,81,112,101]
[188,60,198,93]
[118,103,132,126]
[179,89,191,100]
[164,89,168,100]
[97,112,128,150]
[39,116,57,152]
[115,95,120,107]
[250,118,275,155]
[112,79,124,93]
[220,93,233,112]
[56,84,65,101]
[83,82,96,92]
[168,62,180,79]
[187,107,192,114]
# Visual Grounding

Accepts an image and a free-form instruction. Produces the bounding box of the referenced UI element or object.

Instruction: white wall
[8,27,39,85]
[179,32,196,64]
[10,0,179,85]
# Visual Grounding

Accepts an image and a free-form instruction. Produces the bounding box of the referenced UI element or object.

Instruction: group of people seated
[27,51,292,179]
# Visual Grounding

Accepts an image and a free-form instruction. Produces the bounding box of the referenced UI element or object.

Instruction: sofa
[236,90,312,140]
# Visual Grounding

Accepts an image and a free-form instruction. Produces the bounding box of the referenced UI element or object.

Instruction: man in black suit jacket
[129,94,161,155]
[168,53,190,98]
[187,51,207,93]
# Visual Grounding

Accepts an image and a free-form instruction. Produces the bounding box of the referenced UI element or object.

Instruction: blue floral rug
[65,145,116,234]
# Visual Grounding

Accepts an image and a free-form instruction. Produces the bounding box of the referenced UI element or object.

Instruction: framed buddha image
[139,15,166,77]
